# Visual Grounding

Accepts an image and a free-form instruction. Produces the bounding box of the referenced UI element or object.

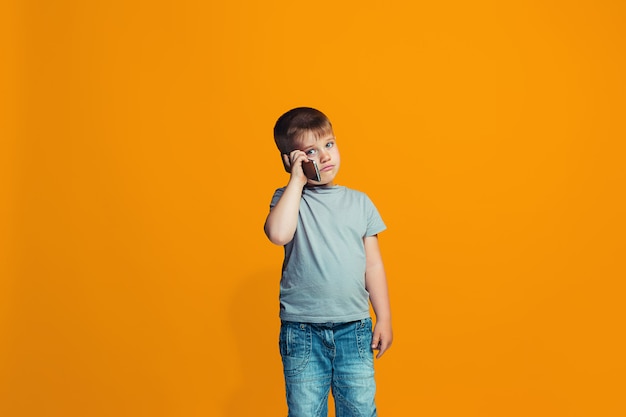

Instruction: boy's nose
[318,149,331,163]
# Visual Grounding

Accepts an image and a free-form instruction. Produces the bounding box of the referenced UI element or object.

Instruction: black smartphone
[302,159,321,181]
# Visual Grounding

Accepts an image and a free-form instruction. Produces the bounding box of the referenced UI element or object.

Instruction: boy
[264,107,392,417]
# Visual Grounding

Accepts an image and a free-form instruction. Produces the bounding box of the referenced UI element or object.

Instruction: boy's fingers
[371,333,380,349]
[376,345,387,359]
[289,150,303,160]
[372,331,392,359]
[375,339,391,358]
[288,152,307,172]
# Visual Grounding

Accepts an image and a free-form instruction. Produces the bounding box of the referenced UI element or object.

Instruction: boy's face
[295,131,341,187]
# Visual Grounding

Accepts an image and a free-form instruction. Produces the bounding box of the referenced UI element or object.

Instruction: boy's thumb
[371,336,380,349]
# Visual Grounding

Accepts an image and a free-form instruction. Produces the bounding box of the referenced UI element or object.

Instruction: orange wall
[3,1,625,416]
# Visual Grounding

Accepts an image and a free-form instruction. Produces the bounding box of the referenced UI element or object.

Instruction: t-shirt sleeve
[364,195,386,237]
[269,187,286,209]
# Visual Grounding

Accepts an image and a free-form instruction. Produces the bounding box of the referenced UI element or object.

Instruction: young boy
[264,107,393,417]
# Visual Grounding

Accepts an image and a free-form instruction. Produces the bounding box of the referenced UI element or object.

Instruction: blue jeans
[279,318,377,417]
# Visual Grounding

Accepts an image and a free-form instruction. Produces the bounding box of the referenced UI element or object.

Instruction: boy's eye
[306,149,317,155]
[325,141,334,149]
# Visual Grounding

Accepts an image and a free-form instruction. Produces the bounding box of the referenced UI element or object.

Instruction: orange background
[2,1,625,416]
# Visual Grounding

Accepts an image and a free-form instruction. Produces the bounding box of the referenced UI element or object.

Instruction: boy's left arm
[364,235,393,359]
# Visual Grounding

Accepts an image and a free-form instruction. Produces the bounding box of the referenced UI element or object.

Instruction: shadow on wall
[225,269,286,416]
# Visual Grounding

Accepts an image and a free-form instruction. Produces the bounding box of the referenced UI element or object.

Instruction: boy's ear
[281,153,291,173]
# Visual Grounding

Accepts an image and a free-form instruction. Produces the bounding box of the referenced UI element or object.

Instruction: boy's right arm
[264,151,308,246]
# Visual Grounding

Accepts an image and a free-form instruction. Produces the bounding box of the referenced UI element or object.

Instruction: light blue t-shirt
[270,185,386,323]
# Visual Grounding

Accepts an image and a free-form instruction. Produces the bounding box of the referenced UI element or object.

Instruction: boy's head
[273,107,340,185]
[273,107,334,156]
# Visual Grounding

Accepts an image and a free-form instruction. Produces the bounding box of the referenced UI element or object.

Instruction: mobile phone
[302,159,321,182]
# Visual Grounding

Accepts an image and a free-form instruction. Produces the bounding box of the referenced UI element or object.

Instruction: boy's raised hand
[283,150,309,187]
[371,319,393,359]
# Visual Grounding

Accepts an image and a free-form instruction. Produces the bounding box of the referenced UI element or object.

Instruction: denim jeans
[279,318,377,417]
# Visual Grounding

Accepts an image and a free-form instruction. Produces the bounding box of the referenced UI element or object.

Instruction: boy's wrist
[287,176,307,189]
[374,315,391,324]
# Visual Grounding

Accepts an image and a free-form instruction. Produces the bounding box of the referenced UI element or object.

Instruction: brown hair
[273,107,334,154]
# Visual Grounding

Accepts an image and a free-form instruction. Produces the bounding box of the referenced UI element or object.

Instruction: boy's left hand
[371,319,393,359]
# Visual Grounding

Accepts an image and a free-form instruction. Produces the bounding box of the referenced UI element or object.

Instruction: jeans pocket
[356,318,374,363]
[279,322,312,377]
